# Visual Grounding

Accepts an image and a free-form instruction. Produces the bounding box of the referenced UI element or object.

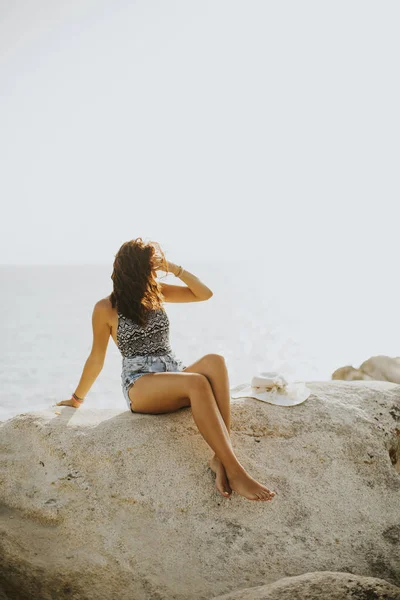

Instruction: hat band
[251,383,287,393]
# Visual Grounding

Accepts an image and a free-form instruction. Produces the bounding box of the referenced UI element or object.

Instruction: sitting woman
[57,238,276,503]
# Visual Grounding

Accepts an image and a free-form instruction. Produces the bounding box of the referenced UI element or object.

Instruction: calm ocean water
[1,262,399,422]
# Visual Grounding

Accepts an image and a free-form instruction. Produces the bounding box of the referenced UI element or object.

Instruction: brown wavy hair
[110,238,168,326]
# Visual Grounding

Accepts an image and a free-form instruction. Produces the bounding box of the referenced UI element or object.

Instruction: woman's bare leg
[129,371,275,501]
[182,354,233,495]
[183,354,231,434]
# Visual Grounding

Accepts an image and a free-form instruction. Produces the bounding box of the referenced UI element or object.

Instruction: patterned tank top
[117,307,173,358]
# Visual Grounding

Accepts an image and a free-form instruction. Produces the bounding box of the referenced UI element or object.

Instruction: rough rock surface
[213,571,400,599]
[0,381,399,600]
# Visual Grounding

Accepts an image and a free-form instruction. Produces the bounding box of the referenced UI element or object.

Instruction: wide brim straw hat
[230,371,311,406]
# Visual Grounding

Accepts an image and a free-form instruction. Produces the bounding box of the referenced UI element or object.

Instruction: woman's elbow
[194,289,213,301]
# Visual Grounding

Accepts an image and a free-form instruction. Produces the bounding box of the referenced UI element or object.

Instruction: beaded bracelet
[72,393,84,403]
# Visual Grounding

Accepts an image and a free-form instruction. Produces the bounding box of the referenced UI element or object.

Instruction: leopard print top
[117,307,173,357]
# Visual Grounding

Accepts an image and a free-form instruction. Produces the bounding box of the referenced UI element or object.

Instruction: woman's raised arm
[159,261,213,302]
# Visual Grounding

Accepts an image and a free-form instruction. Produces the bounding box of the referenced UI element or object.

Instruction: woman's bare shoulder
[98,295,113,309]
[93,296,115,328]
[95,296,115,319]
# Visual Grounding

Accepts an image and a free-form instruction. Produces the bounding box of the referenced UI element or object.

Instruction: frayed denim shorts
[121,353,187,412]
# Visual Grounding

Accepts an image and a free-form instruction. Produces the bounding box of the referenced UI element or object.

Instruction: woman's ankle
[224,462,246,478]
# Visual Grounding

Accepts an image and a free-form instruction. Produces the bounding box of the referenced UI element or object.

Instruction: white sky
[0,1,399,272]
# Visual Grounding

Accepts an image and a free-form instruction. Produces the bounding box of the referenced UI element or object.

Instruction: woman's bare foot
[226,466,276,501]
[208,455,232,498]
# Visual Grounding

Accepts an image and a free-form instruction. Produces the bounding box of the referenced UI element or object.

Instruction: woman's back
[117,307,173,358]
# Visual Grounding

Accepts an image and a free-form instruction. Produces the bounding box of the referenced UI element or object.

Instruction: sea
[1,262,399,422]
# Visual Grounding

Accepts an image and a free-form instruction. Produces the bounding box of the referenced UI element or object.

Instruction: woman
[57,238,275,502]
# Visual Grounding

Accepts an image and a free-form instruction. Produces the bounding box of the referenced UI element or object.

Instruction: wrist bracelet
[175,265,184,277]
[72,393,84,403]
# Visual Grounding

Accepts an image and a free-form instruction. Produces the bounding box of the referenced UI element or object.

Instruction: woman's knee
[202,353,227,370]
[187,372,212,394]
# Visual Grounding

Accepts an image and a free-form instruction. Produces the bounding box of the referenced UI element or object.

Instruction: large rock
[0,381,399,600]
[213,571,400,599]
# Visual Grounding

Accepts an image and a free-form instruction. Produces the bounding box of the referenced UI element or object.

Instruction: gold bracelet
[175,265,184,277]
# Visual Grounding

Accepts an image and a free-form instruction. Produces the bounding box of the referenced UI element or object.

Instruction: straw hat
[230,371,311,406]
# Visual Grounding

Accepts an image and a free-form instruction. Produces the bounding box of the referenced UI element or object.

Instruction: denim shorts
[121,353,187,412]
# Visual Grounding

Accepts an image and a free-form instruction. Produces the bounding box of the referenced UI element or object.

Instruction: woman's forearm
[73,357,103,400]
[168,262,213,300]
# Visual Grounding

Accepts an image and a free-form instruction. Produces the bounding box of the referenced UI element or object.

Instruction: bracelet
[175,265,184,277]
[72,393,84,403]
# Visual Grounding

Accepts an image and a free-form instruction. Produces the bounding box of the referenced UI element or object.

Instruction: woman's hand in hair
[154,258,178,275]
[149,240,169,272]
[152,255,166,271]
